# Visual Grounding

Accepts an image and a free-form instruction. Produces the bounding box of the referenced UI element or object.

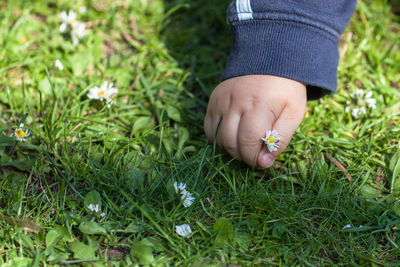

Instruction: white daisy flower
[350,89,364,99]
[11,123,31,142]
[365,92,376,109]
[87,204,100,213]
[58,10,77,33]
[175,224,192,237]
[55,59,64,70]
[181,190,195,208]
[87,204,106,217]
[71,21,87,46]
[87,81,118,107]
[261,129,280,152]
[173,182,186,193]
[173,182,195,208]
[347,89,377,118]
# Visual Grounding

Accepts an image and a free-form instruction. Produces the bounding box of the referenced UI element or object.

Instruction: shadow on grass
[162,0,232,98]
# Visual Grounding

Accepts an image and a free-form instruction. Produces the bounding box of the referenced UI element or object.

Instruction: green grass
[0,0,399,265]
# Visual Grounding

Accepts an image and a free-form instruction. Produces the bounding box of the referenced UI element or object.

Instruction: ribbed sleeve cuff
[222,20,340,100]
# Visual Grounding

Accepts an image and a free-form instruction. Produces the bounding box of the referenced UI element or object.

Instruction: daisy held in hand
[261,129,280,152]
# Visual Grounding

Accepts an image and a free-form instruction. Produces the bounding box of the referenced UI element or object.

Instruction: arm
[223,0,357,99]
[204,0,356,168]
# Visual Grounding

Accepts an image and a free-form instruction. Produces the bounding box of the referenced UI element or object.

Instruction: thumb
[257,107,305,168]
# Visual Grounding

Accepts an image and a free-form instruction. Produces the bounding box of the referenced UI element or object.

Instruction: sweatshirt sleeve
[222,0,357,100]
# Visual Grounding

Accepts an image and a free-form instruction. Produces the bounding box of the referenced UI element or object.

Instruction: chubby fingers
[237,111,275,167]
[257,106,305,168]
[204,111,241,158]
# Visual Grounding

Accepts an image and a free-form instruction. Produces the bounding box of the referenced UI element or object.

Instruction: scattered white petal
[342,224,352,229]
[261,129,280,152]
[79,6,87,13]
[175,224,192,237]
[55,60,64,70]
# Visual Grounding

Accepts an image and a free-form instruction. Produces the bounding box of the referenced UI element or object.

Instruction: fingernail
[263,153,275,168]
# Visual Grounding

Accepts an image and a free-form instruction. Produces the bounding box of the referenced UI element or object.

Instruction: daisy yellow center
[97,90,105,97]
[15,129,26,139]
[267,137,275,143]
[70,20,77,26]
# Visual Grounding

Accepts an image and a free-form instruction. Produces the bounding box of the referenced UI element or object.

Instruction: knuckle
[238,135,257,148]
[222,141,238,157]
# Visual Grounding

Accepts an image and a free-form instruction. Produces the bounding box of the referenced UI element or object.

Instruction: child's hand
[204,75,307,168]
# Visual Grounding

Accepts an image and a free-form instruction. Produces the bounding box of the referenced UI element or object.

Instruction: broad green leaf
[79,221,107,235]
[130,240,154,265]
[390,151,400,192]
[2,256,32,267]
[162,137,174,154]
[38,78,51,95]
[87,236,100,250]
[123,222,140,233]
[16,233,34,251]
[46,229,62,247]
[69,241,96,260]
[167,105,182,122]
[46,247,69,263]
[0,159,34,171]
[213,218,234,248]
[53,225,74,242]
[236,232,251,251]
[131,117,153,134]
[178,127,189,150]
[359,184,381,198]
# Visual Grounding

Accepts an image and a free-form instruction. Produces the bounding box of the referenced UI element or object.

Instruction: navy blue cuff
[222,20,340,100]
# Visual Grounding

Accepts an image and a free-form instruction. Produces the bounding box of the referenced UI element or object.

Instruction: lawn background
[0,0,399,265]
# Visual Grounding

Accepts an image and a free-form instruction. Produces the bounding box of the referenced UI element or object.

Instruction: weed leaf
[213,218,234,248]
[130,240,154,265]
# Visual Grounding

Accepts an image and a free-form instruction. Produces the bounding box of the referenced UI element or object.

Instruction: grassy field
[0,0,399,265]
